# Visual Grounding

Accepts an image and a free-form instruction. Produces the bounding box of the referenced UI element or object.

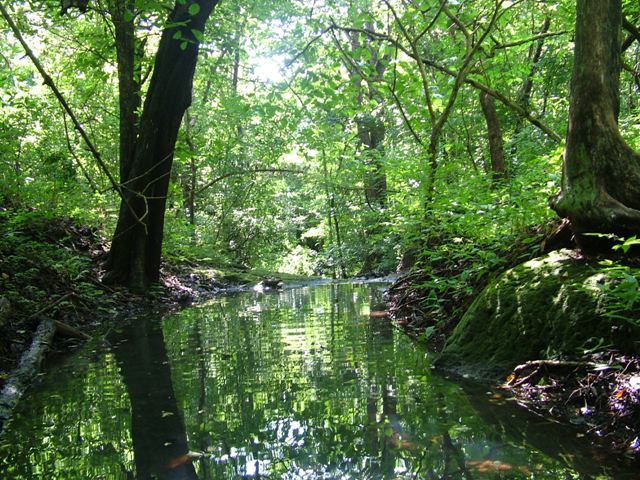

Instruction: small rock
[259,277,284,289]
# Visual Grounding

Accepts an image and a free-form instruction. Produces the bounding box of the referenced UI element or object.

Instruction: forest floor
[0,209,313,416]
[387,225,640,463]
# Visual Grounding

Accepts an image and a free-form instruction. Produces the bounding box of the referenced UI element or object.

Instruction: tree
[104,0,219,291]
[550,0,640,241]
[479,90,507,181]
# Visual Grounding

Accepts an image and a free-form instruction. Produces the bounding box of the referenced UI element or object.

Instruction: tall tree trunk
[519,16,550,114]
[550,0,640,241]
[349,25,389,275]
[479,90,507,181]
[109,0,141,182]
[105,0,219,291]
[358,116,388,210]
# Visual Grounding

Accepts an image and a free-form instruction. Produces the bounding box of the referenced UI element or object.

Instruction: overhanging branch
[0,2,123,199]
[332,23,562,143]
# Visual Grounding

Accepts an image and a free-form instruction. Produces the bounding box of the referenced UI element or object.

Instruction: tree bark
[550,0,640,241]
[105,0,219,291]
[109,0,141,182]
[479,90,507,181]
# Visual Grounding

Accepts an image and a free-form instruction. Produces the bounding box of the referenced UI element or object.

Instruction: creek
[0,282,634,479]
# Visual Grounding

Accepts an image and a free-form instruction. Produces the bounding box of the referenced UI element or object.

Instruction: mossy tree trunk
[550,0,640,240]
[105,0,218,291]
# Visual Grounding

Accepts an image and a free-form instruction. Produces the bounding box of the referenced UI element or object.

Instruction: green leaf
[191,28,204,42]
[180,41,188,51]
[173,30,183,40]
[188,3,201,15]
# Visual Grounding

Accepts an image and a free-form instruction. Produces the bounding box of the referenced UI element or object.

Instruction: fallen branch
[0,317,56,434]
[505,359,598,388]
[54,319,91,340]
[27,292,74,320]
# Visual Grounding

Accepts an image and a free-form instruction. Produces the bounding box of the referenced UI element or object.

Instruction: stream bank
[0,208,315,434]
[387,229,640,462]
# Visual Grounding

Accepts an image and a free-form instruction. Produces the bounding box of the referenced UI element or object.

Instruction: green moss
[436,249,640,379]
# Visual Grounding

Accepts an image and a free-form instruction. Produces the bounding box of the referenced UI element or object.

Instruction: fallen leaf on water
[161,411,175,418]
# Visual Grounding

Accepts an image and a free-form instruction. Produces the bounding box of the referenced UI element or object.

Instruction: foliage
[0,0,637,279]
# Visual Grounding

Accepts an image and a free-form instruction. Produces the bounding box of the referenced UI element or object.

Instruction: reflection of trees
[4,284,621,479]
[112,318,199,480]
[162,284,610,479]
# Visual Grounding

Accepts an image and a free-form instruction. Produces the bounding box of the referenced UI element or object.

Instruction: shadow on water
[0,282,638,479]
[459,380,640,480]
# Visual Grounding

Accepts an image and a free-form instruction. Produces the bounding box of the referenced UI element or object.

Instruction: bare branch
[387,86,424,146]
[490,30,568,53]
[332,23,561,142]
[286,26,332,67]
[622,16,640,52]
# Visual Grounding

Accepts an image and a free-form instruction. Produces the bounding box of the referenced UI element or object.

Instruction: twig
[54,319,91,340]
[27,293,74,321]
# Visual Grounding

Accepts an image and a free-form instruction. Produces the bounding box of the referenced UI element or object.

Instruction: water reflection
[112,319,198,479]
[0,283,635,479]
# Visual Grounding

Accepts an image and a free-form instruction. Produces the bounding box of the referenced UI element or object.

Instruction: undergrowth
[0,208,115,387]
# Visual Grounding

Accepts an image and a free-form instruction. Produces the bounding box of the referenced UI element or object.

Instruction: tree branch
[621,16,640,52]
[195,168,303,196]
[489,29,567,53]
[0,2,123,199]
[332,23,561,143]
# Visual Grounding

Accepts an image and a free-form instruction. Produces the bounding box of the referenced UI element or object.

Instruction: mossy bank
[436,249,640,379]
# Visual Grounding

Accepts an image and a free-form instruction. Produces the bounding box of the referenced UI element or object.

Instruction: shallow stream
[0,283,634,479]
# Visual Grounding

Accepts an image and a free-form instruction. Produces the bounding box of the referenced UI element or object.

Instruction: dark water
[0,283,634,479]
